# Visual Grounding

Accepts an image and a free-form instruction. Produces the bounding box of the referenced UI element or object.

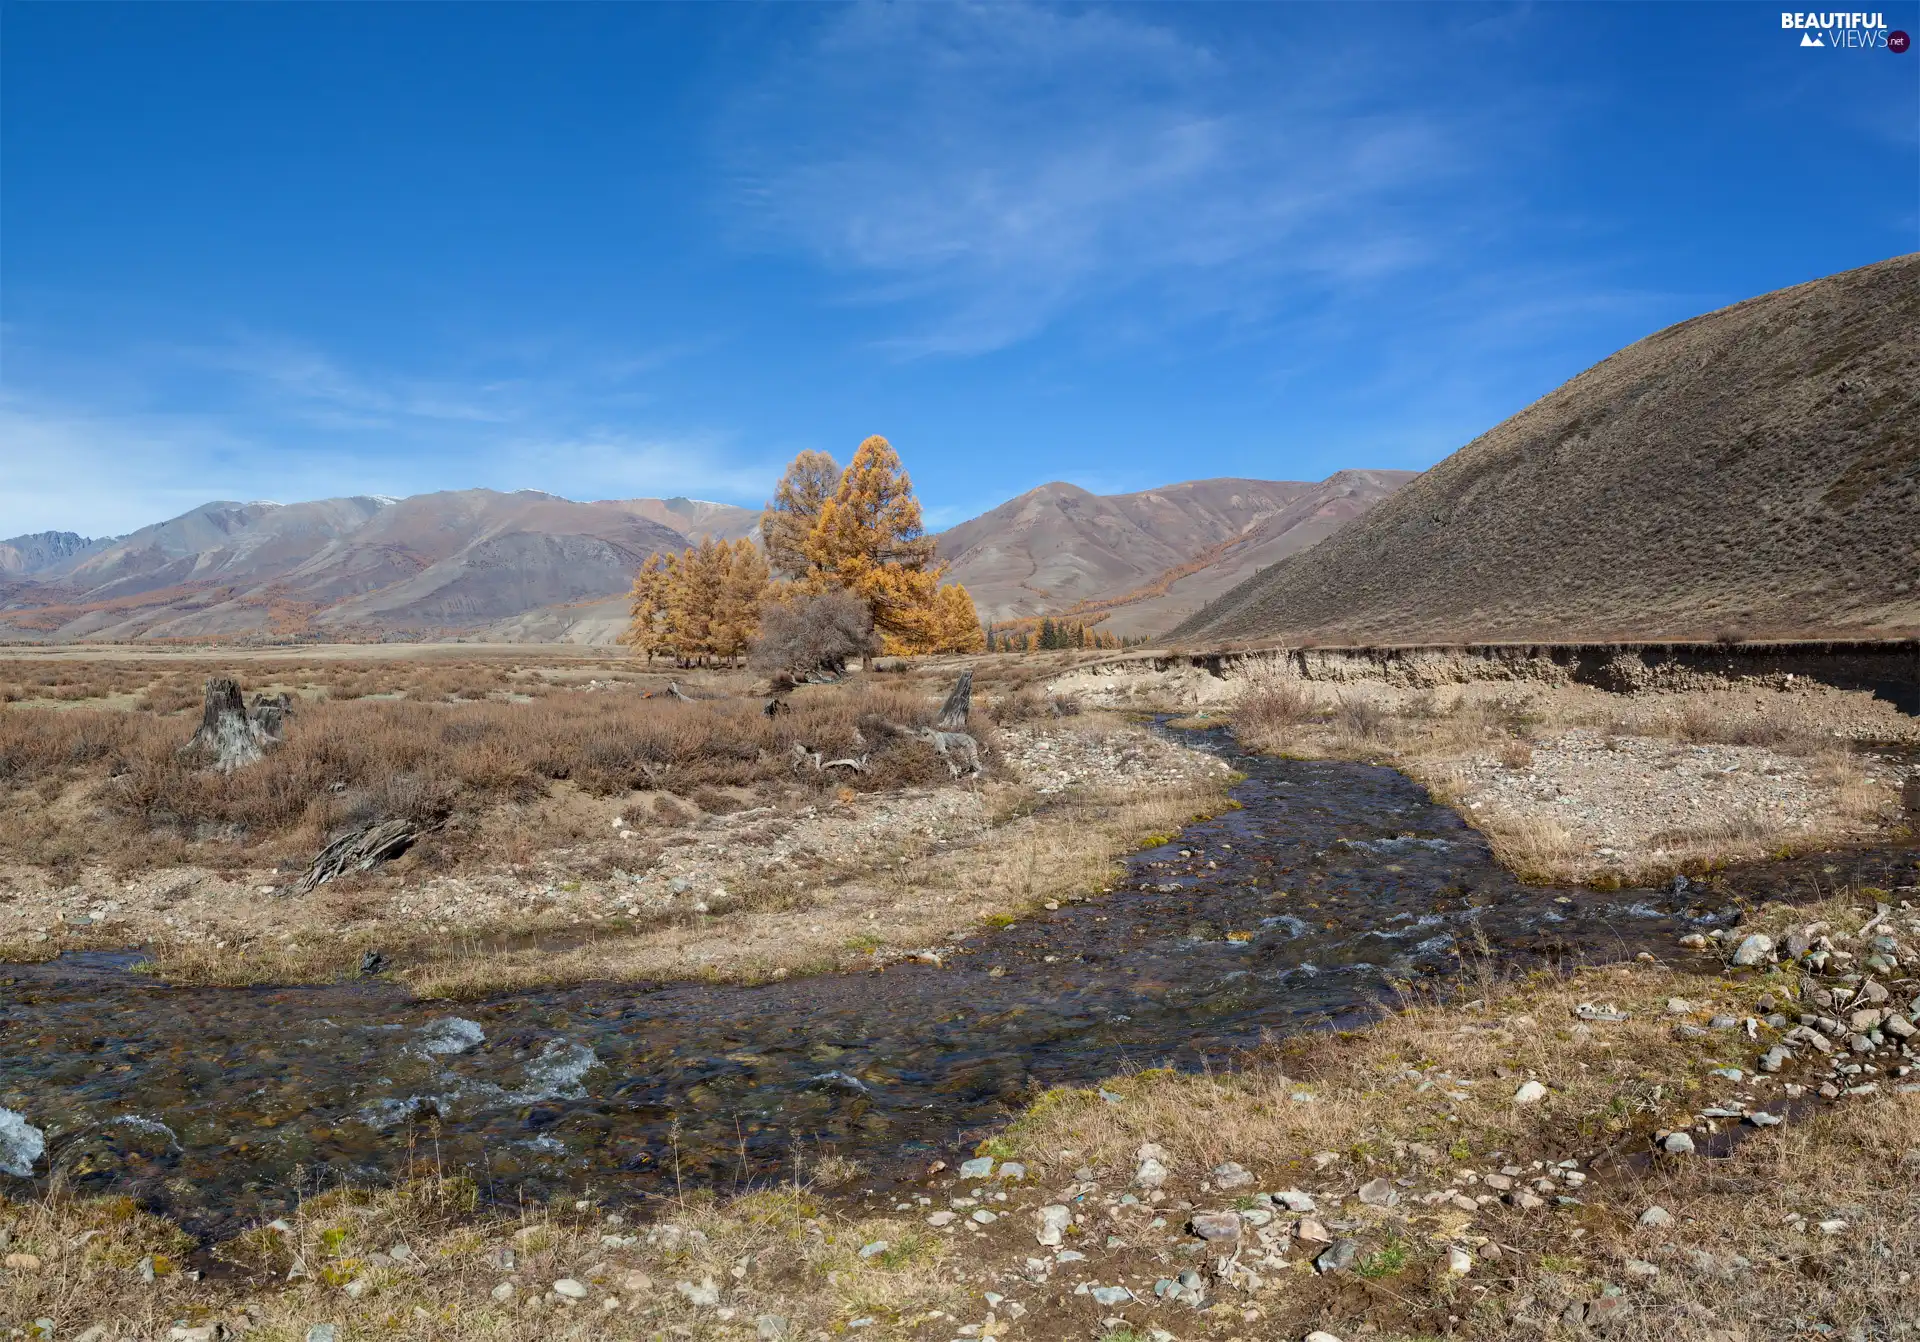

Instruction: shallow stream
[3,725,1913,1237]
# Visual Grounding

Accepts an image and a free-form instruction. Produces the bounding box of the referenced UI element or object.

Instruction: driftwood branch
[936,670,973,731]
[788,741,868,775]
[915,726,982,779]
[297,818,419,894]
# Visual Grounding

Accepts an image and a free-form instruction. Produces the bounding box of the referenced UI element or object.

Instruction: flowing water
[3,725,1913,1237]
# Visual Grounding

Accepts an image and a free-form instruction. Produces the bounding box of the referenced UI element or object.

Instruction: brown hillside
[1175,253,1920,646]
[939,473,1411,632]
[0,492,759,643]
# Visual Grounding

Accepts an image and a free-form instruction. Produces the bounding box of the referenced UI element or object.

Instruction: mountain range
[938,470,1414,637]
[1175,252,1920,645]
[0,471,1407,644]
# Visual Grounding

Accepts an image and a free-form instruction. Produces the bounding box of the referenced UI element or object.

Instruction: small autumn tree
[791,435,949,654]
[928,583,986,654]
[623,536,772,668]
[713,537,771,663]
[762,450,841,579]
[620,552,674,664]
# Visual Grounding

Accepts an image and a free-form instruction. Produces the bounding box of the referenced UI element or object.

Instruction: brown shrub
[0,679,966,859]
[1234,677,1315,734]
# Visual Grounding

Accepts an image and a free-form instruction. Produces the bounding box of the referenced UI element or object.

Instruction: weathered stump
[936,669,973,731]
[182,677,286,773]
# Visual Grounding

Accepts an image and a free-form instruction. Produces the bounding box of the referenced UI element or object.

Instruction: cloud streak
[723,3,1496,355]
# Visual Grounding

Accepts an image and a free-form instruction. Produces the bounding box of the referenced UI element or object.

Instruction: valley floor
[4,646,1918,1340]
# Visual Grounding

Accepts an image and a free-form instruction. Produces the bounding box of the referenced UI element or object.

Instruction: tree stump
[936,669,973,731]
[182,677,287,773]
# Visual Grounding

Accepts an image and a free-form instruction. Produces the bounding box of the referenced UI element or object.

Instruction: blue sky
[3,1,1915,538]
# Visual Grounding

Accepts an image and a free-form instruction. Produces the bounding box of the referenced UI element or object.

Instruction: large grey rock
[1209,1161,1254,1190]
[1188,1212,1241,1242]
[1035,1205,1071,1247]
[1315,1238,1360,1273]
[1357,1177,1400,1207]
[1730,934,1774,966]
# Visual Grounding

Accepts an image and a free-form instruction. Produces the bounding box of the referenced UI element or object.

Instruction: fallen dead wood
[297,817,419,893]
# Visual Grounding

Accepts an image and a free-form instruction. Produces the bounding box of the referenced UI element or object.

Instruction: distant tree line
[984,617,1148,652]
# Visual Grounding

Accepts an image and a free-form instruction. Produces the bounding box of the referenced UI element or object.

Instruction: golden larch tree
[928,582,986,653]
[798,435,947,653]
[762,450,841,579]
[713,537,771,664]
[620,552,674,664]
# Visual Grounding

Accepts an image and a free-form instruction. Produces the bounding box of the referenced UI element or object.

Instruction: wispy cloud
[723,3,1494,355]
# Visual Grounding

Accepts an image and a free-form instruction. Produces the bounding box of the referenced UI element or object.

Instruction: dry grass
[1,1170,967,1340]
[0,662,1231,995]
[999,894,1920,1338]
[1222,671,1908,886]
[397,773,1225,1000]
[10,896,1914,1340]
[0,674,964,870]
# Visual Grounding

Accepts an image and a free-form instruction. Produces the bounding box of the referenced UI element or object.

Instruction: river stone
[1274,1189,1317,1213]
[927,1211,957,1227]
[1447,1247,1473,1275]
[1731,934,1774,966]
[1315,1238,1360,1273]
[1759,1046,1792,1073]
[1357,1177,1399,1207]
[1512,1080,1548,1105]
[491,1281,515,1303]
[958,1156,995,1179]
[1189,1212,1241,1242]
[1210,1160,1254,1190]
[1295,1217,1332,1244]
[857,1240,888,1258]
[1884,1013,1916,1039]
[1035,1205,1071,1246]
[304,1329,338,1342]
[1089,1285,1134,1306]
[553,1278,588,1300]
[1134,1156,1169,1189]
[1638,1206,1673,1228]
[997,1161,1027,1181]
[676,1277,720,1306]
[970,1208,997,1224]
[1661,1132,1697,1156]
